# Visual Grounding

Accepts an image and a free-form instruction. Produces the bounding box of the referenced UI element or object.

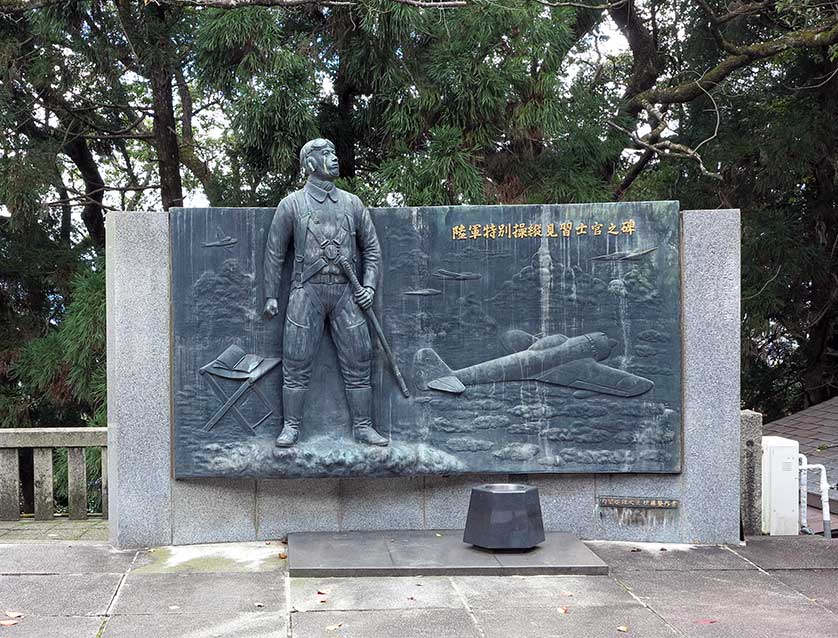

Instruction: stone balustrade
[0,427,108,521]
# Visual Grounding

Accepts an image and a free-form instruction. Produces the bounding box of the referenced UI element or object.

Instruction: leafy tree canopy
[0,0,836,426]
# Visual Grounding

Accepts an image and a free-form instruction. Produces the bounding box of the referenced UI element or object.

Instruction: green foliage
[9,261,105,428]
[193,7,320,202]
[54,265,107,425]
[377,127,484,206]
[2,0,837,434]
[0,213,80,428]
[629,46,838,419]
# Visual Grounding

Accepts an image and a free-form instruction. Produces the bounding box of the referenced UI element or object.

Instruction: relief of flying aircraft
[590,246,657,262]
[203,228,238,249]
[415,329,654,398]
[432,268,482,281]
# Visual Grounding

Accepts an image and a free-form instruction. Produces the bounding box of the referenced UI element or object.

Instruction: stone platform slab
[3,533,838,638]
[287,530,608,577]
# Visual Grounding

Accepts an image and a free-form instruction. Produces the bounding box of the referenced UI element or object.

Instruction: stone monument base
[106,208,741,548]
[287,530,608,577]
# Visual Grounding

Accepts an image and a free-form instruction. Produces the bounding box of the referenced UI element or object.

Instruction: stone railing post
[740,410,764,536]
[0,428,108,521]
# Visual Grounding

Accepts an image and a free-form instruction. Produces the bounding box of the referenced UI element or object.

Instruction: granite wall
[106,208,741,547]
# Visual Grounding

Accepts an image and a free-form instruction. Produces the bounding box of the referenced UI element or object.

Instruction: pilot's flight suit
[264,177,385,446]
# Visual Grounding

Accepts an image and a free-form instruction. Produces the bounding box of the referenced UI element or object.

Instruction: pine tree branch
[0,0,64,11]
[608,119,722,181]
[534,0,626,8]
[151,0,467,7]
[608,96,722,184]
[634,20,838,107]
[694,0,778,26]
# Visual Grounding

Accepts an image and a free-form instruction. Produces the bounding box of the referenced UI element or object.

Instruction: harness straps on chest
[306,212,350,248]
[296,190,356,284]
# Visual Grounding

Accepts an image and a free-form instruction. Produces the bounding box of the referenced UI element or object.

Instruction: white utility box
[761,436,800,535]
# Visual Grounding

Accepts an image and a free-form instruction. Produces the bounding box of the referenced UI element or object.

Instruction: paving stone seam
[293,605,468,613]
[608,566,755,573]
[613,576,686,637]
[0,540,110,545]
[448,575,487,638]
[94,617,108,638]
[0,572,123,576]
[0,613,110,619]
[721,544,772,575]
[106,612,286,617]
[722,545,838,618]
[102,548,141,632]
[285,572,292,638]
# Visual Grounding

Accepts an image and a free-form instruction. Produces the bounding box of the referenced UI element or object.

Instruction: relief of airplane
[433,268,482,281]
[415,329,654,398]
[203,228,238,249]
[590,246,657,262]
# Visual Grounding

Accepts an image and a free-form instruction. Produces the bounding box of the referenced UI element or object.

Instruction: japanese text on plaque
[451,220,636,240]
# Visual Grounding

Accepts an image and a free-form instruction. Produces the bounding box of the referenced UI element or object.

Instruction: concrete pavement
[1,521,837,637]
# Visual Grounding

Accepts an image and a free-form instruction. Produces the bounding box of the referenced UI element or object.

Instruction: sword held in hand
[337,255,411,398]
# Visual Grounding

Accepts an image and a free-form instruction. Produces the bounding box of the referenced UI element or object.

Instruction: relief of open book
[212,344,262,375]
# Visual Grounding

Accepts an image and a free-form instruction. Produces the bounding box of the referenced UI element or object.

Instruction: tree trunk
[335,80,356,178]
[600,3,665,188]
[175,69,225,205]
[57,181,72,247]
[62,137,106,252]
[144,3,184,211]
[150,66,184,210]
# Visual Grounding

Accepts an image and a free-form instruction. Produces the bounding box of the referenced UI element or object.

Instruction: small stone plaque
[171,201,683,479]
[598,496,680,509]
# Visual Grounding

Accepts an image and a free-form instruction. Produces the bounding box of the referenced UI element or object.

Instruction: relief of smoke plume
[405,396,434,442]
[486,256,608,340]
[190,259,258,337]
[548,223,578,335]
[538,205,554,337]
[608,260,664,369]
[382,388,433,444]
[384,233,432,351]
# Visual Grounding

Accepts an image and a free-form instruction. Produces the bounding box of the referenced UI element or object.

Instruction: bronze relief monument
[170,140,683,479]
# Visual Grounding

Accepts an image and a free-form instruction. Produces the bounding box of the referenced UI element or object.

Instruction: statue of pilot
[263,138,388,448]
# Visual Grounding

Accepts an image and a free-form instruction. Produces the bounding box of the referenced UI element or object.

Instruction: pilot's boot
[346,387,388,447]
[276,387,306,447]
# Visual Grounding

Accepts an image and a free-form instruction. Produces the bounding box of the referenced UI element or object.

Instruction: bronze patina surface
[171,199,682,479]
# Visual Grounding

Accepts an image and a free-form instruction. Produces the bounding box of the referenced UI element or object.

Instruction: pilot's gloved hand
[263,298,279,319]
[354,286,374,310]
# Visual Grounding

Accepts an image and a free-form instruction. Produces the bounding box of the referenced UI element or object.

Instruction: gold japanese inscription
[449,219,638,240]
